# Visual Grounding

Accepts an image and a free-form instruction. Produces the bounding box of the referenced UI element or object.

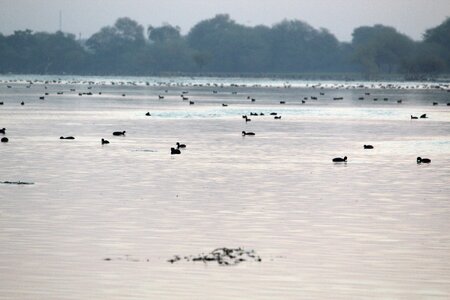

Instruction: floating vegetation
[1,181,34,185]
[168,247,262,266]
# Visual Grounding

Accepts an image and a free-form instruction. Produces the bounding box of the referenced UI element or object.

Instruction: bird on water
[332,156,347,162]
[417,157,431,164]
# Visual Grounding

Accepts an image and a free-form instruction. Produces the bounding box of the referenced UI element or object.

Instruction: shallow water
[1,76,450,299]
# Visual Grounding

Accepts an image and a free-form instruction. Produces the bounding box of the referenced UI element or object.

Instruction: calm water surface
[1,76,450,299]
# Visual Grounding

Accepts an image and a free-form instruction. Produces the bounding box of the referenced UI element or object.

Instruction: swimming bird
[397,100,402,103]
[420,114,427,119]
[21,101,24,105]
[332,156,347,162]
[433,102,438,106]
[189,101,195,105]
[113,131,126,136]
[0,102,3,105]
[417,157,431,164]
[274,116,282,119]
[145,112,151,116]
[1,137,8,143]
[158,95,164,99]
[0,128,5,134]
[101,138,109,144]
[242,131,255,136]
[171,147,181,155]
[364,145,374,149]
[176,142,186,149]
[60,136,75,140]
[411,115,418,119]
[222,103,228,107]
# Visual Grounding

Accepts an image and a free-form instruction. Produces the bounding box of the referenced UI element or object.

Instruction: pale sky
[0,0,448,41]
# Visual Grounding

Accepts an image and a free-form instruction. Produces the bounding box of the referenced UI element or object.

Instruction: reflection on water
[1,76,450,299]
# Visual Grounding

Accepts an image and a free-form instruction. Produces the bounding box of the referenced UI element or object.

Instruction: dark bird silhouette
[145,112,151,116]
[158,95,164,99]
[364,145,374,149]
[21,101,24,105]
[420,114,427,119]
[101,138,110,144]
[0,102,3,105]
[332,156,347,162]
[222,103,228,107]
[417,157,431,164]
[189,101,195,105]
[171,147,181,155]
[411,115,418,119]
[242,131,255,136]
[176,142,186,149]
[274,116,282,119]
[113,131,126,136]
[397,100,402,103]
[0,128,5,134]
[1,137,8,143]
[433,102,438,106]
[60,136,75,140]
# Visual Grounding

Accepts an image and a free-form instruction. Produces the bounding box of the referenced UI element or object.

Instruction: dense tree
[0,16,448,77]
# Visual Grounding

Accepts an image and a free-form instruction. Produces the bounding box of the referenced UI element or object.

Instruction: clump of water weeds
[168,247,262,266]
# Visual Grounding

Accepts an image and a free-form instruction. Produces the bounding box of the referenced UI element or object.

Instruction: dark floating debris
[1,181,34,185]
[168,247,262,266]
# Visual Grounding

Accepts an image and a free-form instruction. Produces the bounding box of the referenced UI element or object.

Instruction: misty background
[0,0,449,78]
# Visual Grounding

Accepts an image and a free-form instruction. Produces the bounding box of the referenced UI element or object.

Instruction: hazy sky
[0,0,448,41]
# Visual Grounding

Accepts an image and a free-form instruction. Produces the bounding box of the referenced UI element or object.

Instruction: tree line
[0,15,448,78]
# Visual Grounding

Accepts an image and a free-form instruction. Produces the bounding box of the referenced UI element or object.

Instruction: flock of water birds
[1,78,447,165]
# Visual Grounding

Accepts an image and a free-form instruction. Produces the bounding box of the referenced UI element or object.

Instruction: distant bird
[302,100,306,104]
[122,94,126,97]
[364,145,374,149]
[0,128,5,134]
[101,138,109,144]
[222,103,228,107]
[158,95,164,99]
[251,98,256,102]
[420,114,427,119]
[0,102,4,105]
[20,101,24,105]
[274,116,282,119]
[171,147,181,155]
[433,102,438,106]
[39,96,45,100]
[270,112,277,116]
[176,142,186,149]
[417,157,431,164]
[280,101,285,104]
[332,156,347,162]
[358,97,364,100]
[397,100,402,103]
[60,136,75,140]
[1,137,8,143]
[242,131,255,136]
[411,115,418,119]
[189,101,194,105]
[145,112,151,116]
[113,131,126,136]
[182,96,189,101]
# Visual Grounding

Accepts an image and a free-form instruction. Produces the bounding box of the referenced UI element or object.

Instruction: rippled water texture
[1,76,450,299]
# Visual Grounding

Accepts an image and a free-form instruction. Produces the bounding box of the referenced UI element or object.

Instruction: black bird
[420,114,427,119]
[60,136,75,140]
[0,102,3,105]
[176,142,186,149]
[1,137,8,143]
[411,115,418,119]
[39,96,45,100]
[21,101,24,105]
[145,112,151,116]
[364,145,374,149]
[433,102,438,106]
[101,138,109,144]
[417,157,431,164]
[274,116,282,119]
[280,101,285,104]
[113,131,126,136]
[189,101,195,105]
[0,128,5,134]
[171,147,181,155]
[397,100,402,103]
[222,103,228,107]
[242,131,255,136]
[158,95,164,99]
[332,156,347,162]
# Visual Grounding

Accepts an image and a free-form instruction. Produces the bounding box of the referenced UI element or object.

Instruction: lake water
[1,76,450,299]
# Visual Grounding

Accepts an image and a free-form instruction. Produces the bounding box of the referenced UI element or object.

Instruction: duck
[171,147,181,155]
[158,95,164,99]
[411,115,418,119]
[364,145,374,149]
[0,102,3,105]
[417,157,431,164]
[145,112,151,116]
[176,142,186,149]
[21,101,24,105]
[1,137,8,143]
[274,116,282,119]
[420,114,427,119]
[60,136,75,140]
[332,156,347,162]
[0,128,5,134]
[101,138,110,144]
[113,131,126,136]
[242,131,255,136]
